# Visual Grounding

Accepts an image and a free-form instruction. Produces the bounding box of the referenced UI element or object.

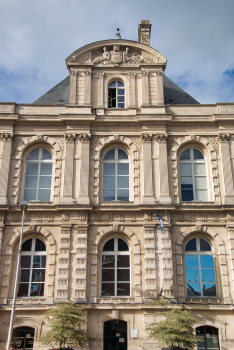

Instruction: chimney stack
[138,20,152,46]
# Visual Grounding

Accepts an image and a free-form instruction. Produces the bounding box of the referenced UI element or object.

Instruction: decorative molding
[80,133,91,142]
[218,133,230,142]
[0,132,13,141]
[142,70,149,76]
[141,133,152,141]
[70,70,77,76]
[65,133,76,142]
[84,69,92,76]
[97,72,105,78]
[155,133,167,142]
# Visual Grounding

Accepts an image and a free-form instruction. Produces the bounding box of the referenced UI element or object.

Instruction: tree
[40,303,93,349]
[146,301,200,350]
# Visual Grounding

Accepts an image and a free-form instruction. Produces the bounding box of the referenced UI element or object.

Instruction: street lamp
[6,201,27,350]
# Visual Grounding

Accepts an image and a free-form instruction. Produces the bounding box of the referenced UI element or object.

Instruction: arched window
[101,238,130,296]
[12,327,35,350]
[185,238,216,297]
[108,81,125,108]
[17,238,47,297]
[180,148,208,201]
[103,148,129,201]
[23,148,53,201]
[196,326,220,350]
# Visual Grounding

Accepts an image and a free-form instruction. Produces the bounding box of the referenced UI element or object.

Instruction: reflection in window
[108,81,125,108]
[101,238,130,296]
[180,148,208,201]
[196,326,219,350]
[103,148,129,201]
[13,327,35,350]
[185,238,216,297]
[17,238,47,297]
[23,148,53,201]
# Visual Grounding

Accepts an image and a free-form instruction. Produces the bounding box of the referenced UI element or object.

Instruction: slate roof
[33,74,199,105]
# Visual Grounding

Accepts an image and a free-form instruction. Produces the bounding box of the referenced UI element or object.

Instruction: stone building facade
[0,20,234,350]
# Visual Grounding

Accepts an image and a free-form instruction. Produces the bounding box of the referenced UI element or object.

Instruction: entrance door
[104,320,127,350]
[196,326,220,350]
[12,327,35,350]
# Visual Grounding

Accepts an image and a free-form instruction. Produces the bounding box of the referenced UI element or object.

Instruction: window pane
[117,163,129,175]
[117,269,130,281]
[102,255,115,267]
[117,283,130,296]
[181,189,194,201]
[117,89,125,95]
[33,255,46,268]
[39,176,52,189]
[26,163,38,176]
[196,190,208,201]
[186,282,201,296]
[103,239,114,251]
[22,239,32,252]
[101,283,114,296]
[180,149,190,160]
[104,149,115,159]
[30,283,44,296]
[38,189,51,201]
[35,239,46,252]
[25,176,38,188]
[102,269,115,281]
[13,327,27,337]
[201,269,215,282]
[103,189,115,201]
[109,82,116,88]
[186,269,200,282]
[181,176,193,185]
[25,338,34,349]
[194,163,206,176]
[118,81,124,87]
[42,149,52,159]
[31,270,45,283]
[117,176,129,188]
[180,163,192,175]
[193,149,204,159]
[24,189,37,201]
[103,176,115,189]
[195,176,207,190]
[27,149,39,160]
[200,239,212,252]
[20,269,30,282]
[203,283,216,296]
[104,163,115,175]
[17,283,29,297]
[40,163,52,175]
[118,149,128,159]
[185,238,197,251]
[185,255,199,268]
[117,255,130,267]
[118,239,129,251]
[117,189,129,201]
[118,103,125,108]
[200,255,214,268]
[118,96,125,103]
[21,256,31,268]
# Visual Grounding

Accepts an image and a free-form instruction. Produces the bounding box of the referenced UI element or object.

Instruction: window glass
[27,149,39,160]
[108,81,125,108]
[200,239,211,251]
[103,239,114,251]
[196,326,219,350]
[193,149,204,159]
[185,238,196,251]
[104,149,115,159]
[13,327,35,350]
[180,149,190,159]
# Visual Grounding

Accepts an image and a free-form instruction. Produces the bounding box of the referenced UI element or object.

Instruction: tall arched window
[101,238,130,296]
[23,148,53,201]
[180,148,208,201]
[103,148,129,201]
[17,238,47,297]
[108,81,125,108]
[196,326,220,350]
[185,238,216,297]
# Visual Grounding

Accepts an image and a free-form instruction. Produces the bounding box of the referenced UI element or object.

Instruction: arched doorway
[12,327,35,350]
[196,326,219,350]
[104,320,127,350]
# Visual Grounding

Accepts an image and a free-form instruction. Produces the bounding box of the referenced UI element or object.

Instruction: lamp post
[6,201,27,350]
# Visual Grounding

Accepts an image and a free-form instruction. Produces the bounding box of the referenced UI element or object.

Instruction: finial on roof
[115,28,121,39]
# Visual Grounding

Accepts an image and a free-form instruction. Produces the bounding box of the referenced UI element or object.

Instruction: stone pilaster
[227,224,234,294]
[219,133,234,204]
[156,71,164,105]
[96,73,105,115]
[144,224,157,299]
[141,133,154,204]
[84,69,92,105]
[77,134,90,204]
[69,71,77,104]
[129,72,136,107]
[141,70,149,106]
[61,133,76,204]
[0,133,13,205]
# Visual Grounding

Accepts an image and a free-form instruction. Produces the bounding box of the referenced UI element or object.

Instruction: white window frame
[101,237,131,297]
[108,81,126,108]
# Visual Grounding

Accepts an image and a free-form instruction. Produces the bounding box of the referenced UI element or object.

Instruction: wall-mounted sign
[119,338,125,343]
[130,329,139,338]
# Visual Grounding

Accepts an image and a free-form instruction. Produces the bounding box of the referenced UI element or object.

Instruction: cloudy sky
[0,0,233,104]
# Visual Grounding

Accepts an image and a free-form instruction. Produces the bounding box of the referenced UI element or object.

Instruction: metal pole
[6,207,26,350]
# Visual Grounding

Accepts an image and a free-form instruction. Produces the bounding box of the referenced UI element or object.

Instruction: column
[156,71,164,105]
[77,133,90,205]
[56,224,72,301]
[144,224,157,299]
[219,133,234,204]
[156,133,172,204]
[129,72,136,107]
[96,73,105,115]
[227,224,234,293]
[0,133,13,205]
[69,71,77,104]
[61,133,75,204]
[83,69,92,105]
[141,70,149,105]
[141,133,154,204]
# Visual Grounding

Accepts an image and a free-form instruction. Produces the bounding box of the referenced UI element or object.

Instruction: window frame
[101,237,131,297]
[108,80,126,108]
[104,75,129,109]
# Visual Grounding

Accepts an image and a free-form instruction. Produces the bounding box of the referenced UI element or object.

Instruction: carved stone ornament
[92,45,156,66]
[65,133,76,142]
[84,69,92,76]
[141,133,152,142]
[155,133,167,142]
[0,132,13,141]
[70,70,77,76]
[218,133,230,142]
[80,133,91,142]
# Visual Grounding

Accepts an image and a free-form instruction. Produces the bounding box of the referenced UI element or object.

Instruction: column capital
[70,70,77,76]
[128,72,136,77]
[84,69,92,76]
[97,72,105,78]
[141,70,149,76]
[80,133,91,142]
[0,132,13,141]
[155,133,167,142]
[65,133,76,142]
[141,133,152,142]
[219,133,230,142]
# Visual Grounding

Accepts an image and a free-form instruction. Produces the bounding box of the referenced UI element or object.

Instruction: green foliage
[146,302,200,350]
[40,303,93,349]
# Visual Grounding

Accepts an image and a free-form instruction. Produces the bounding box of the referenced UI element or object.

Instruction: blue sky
[0,0,233,104]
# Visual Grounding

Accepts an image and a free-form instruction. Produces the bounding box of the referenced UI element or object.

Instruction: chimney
[138,20,152,46]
